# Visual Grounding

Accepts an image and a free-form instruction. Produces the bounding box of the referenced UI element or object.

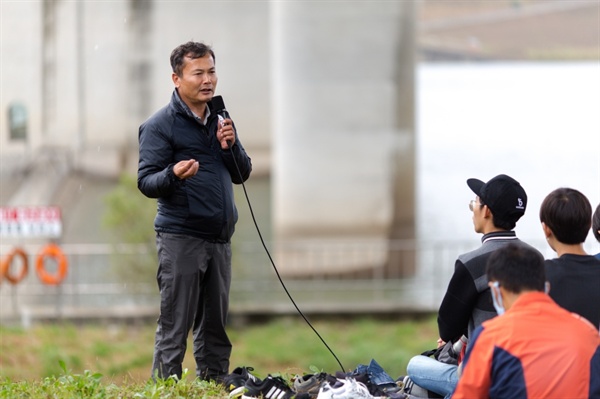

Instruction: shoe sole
[229,386,246,398]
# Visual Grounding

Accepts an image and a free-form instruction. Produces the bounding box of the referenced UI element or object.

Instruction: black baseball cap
[467,174,527,223]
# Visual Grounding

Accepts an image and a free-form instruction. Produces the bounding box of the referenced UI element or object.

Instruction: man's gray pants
[151,232,232,381]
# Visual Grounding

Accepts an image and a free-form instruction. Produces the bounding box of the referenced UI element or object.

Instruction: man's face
[471,196,485,233]
[172,53,217,110]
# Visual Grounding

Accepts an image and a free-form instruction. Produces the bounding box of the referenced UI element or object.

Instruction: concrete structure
[271,2,416,276]
[1,1,416,277]
[1,1,272,178]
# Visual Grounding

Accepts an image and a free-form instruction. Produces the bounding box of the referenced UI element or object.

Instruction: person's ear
[544,281,551,294]
[541,222,553,239]
[483,205,492,219]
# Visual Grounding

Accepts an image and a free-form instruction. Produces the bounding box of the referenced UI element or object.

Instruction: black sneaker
[241,374,296,399]
[226,367,261,397]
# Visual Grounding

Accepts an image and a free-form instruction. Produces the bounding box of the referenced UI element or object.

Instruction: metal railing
[0,239,551,325]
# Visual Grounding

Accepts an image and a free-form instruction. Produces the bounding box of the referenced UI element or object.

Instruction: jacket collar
[481,230,517,244]
[171,89,213,124]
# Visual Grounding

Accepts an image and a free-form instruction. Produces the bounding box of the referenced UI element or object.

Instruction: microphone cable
[227,144,346,372]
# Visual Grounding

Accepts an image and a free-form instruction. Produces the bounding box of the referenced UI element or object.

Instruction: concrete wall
[1,1,43,169]
[1,1,416,275]
[271,2,416,275]
[0,0,272,177]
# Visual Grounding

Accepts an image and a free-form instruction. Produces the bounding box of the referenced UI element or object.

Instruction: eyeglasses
[469,199,483,212]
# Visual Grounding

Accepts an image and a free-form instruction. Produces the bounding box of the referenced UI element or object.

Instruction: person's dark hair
[487,244,545,293]
[473,197,515,230]
[477,198,515,230]
[539,187,592,244]
[593,203,600,243]
[473,196,518,230]
[491,214,516,231]
[170,41,215,77]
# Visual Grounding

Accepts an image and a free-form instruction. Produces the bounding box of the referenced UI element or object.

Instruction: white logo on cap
[516,198,524,209]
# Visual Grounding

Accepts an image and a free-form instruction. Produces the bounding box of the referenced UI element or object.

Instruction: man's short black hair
[539,187,592,245]
[486,244,545,294]
[170,41,215,77]
[593,203,600,243]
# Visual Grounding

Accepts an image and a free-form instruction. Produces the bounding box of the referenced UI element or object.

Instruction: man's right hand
[174,159,199,179]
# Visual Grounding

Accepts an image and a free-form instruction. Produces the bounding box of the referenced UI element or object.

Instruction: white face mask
[490,281,505,316]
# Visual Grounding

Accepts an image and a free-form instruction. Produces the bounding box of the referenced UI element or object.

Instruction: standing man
[453,244,600,399]
[138,41,252,382]
[405,174,539,398]
[539,187,600,328]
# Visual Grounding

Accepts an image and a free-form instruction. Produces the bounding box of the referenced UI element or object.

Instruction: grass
[0,315,438,397]
[0,363,229,399]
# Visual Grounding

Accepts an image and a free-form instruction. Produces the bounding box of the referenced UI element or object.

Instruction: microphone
[211,95,232,149]
[211,95,229,118]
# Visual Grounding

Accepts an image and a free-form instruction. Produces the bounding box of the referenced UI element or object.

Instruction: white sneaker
[317,377,373,399]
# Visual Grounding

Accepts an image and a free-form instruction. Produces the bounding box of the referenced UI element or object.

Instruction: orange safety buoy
[35,243,68,285]
[0,247,29,285]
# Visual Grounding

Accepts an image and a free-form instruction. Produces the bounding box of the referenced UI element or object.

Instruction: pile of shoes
[224,364,410,399]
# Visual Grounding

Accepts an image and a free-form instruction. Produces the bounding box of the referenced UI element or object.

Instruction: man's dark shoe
[224,366,260,393]
[241,374,295,399]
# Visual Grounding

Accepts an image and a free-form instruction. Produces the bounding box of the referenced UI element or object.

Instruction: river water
[415,61,600,254]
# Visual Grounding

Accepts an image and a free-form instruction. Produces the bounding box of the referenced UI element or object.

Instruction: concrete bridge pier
[271,2,416,277]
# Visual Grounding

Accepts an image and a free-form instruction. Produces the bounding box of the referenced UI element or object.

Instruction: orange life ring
[35,243,68,285]
[0,247,29,285]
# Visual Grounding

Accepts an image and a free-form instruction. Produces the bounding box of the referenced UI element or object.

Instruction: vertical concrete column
[41,0,59,141]
[388,1,417,276]
[271,2,416,276]
[124,0,154,171]
[127,0,153,142]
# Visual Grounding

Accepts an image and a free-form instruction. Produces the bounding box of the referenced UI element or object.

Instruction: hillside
[418,0,600,61]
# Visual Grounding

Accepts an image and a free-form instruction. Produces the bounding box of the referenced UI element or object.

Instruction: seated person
[452,244,600,399]
[405,174,539,398]
[539,187,600,329]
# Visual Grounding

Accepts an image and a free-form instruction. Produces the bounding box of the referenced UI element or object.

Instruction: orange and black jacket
[452,292,600,399]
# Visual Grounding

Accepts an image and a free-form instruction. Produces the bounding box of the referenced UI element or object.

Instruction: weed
[0,316,438,397]
[0,364,229,398]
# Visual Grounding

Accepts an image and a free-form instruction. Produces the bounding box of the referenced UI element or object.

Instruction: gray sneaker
[400,376,442,398]
[293,373,335,398]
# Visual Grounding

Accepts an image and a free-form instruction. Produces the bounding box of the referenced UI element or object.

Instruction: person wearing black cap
[404,174,540,399]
